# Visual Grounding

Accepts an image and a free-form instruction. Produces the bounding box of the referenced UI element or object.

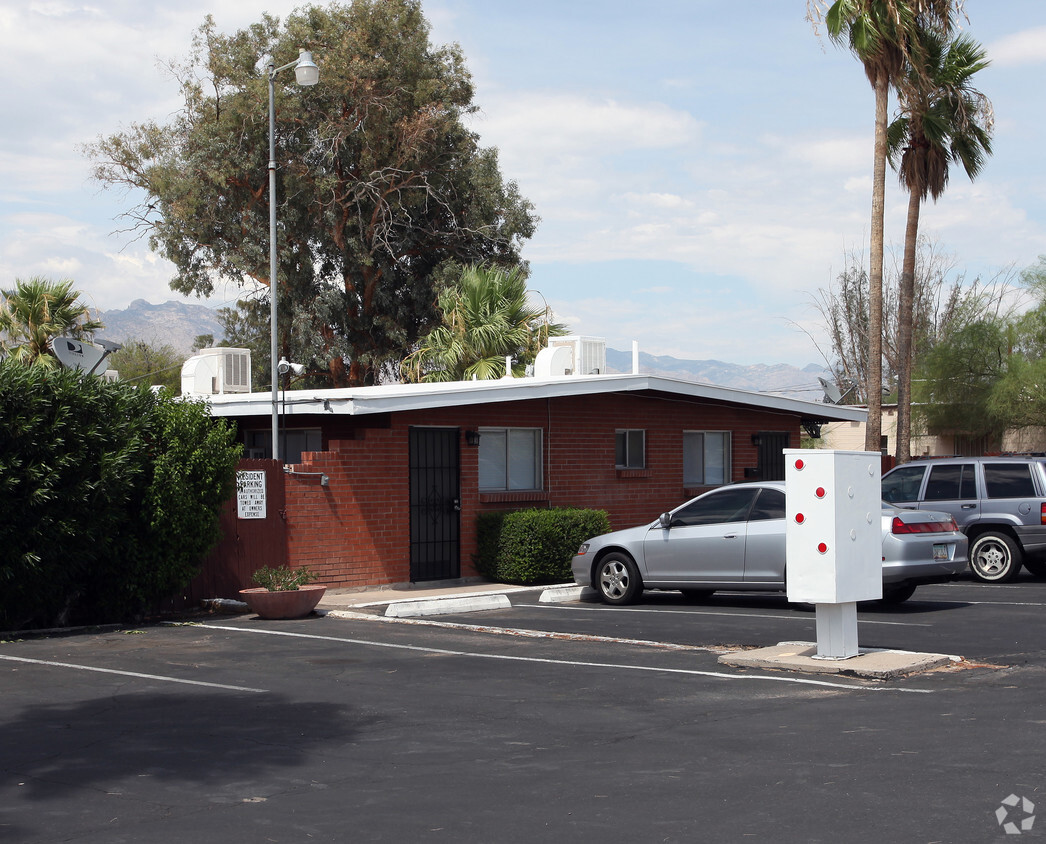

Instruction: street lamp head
[294,50,319,86]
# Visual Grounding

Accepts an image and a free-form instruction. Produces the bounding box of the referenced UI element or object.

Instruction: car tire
[969,531,1023,583]
[881,583,917,604]
[1022,557,1046,578]
[595,553,642,605]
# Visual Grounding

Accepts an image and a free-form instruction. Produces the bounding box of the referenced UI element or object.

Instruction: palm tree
[889,31,993,463]
[812,0,957,453]
[401,264,567,383]
[0,277,104,367]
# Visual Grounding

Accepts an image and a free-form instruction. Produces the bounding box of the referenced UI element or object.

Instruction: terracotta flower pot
[238,584,327,619]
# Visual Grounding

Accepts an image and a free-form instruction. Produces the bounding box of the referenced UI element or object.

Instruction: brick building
[193,371,864,597]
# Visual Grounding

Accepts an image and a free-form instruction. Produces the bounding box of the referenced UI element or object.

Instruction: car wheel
[969,531,1023,583]
[595,553,642,605]
[881,583,917,604]
[1022,557,1046,578]
[680,589,715,601]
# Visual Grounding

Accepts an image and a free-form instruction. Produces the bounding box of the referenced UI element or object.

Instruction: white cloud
[472,92,702,157]
[986,26,1046,67]
[554,293,822,366]
[3,0,1045,370]
[777,133,868,172]
[621,192,696,212]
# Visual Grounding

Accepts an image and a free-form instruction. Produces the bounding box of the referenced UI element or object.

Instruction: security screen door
[756,432,791,481]
[409,428,461,582]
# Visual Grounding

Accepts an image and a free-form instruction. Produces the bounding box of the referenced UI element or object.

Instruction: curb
[385,593,512,618]
[538,584,598,603]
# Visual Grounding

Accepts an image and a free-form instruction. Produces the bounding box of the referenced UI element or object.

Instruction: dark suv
[882,456,1046,582]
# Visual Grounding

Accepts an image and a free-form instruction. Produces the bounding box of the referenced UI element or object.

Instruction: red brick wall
[283,431,410,587]
[270,393,799,589]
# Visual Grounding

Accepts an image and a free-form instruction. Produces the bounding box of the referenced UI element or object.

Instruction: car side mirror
[659,512,672,529]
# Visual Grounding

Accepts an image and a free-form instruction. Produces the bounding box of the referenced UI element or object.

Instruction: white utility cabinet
[784,449,882,658]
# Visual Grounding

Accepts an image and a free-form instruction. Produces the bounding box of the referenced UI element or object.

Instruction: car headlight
[576,543,590,556]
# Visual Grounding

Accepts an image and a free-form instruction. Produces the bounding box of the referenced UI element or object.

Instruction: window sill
[479,490,549,504]
[616,469,652,479]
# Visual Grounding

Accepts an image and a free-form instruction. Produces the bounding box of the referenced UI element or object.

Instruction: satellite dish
[819,376,843,404]
[49,338,108,374]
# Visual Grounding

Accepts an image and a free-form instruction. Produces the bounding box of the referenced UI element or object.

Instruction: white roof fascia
[203,374,867,422]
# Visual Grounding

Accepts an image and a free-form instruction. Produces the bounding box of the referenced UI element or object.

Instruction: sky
[1,1,1044,368]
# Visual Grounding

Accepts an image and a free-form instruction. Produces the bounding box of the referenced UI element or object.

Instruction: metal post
[268,62,279,463]
[265,50,317,463]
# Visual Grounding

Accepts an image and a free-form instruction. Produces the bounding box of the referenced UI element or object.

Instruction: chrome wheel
[969,532,1022,583]
[596,553,641,605]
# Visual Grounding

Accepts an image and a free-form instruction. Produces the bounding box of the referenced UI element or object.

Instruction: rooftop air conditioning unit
[181,347,252,396]
[538,336,606,377]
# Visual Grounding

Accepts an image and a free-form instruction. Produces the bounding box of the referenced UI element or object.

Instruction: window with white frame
[683,431,730,486]
[615,429,646,469]
[478,428,542,491]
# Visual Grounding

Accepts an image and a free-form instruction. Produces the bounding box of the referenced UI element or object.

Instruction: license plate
[933,543,948,560]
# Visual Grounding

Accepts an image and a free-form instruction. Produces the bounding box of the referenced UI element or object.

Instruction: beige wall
[820,410,1046,457]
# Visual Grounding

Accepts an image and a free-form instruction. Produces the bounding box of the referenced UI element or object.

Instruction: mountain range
[96,299,829,397]
[97,299,225,355]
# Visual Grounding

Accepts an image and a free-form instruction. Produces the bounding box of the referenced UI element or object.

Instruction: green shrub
[251,565,317,592]
[0,364,147,626]
[474,510,511,580]
[476,508,611,585]
[0,362,240,628]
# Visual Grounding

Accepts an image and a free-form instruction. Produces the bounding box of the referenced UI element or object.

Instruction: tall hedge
[475,508,611,585]
[0,363,241,628]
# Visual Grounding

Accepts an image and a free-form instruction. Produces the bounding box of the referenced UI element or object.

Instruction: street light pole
[268,48,319,463]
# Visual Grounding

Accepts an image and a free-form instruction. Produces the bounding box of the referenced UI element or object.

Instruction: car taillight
[1041,503,1046,526]
[892,516,957,534]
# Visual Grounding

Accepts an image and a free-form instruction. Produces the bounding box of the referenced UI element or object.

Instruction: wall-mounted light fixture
[465,430,481,447]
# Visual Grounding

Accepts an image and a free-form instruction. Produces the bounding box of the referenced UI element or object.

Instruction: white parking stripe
[0,654,267,693]
[940,600,1046,607]
[538,603,931,627]
[196,623,934,694]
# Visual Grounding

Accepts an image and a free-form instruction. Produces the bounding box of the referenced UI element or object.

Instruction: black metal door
[755,432,791,481]
[409,428,461,581]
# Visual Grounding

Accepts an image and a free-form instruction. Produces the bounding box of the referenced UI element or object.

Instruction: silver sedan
[572,481,968,605]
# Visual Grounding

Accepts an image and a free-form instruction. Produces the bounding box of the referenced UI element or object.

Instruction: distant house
[186,346,866,596]
[822,404,1046,461]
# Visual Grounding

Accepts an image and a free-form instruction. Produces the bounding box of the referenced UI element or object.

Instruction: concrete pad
[384,593,512,618]
[718,641,961,680]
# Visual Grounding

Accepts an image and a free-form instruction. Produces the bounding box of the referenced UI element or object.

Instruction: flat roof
[201,373,867,423]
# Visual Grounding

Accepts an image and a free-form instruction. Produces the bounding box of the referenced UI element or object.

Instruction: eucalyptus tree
[809,0,958,452]
[811,240,1002,403]
[107,339,184,392]
[889,30,992,462]
[0,277,103,367]
[86,1,536,387]
[401,264,567,383]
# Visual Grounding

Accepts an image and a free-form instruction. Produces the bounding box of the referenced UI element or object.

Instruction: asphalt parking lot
[3,575,1045,843]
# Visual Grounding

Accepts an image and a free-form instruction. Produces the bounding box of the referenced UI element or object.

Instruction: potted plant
[239,565,326,619]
